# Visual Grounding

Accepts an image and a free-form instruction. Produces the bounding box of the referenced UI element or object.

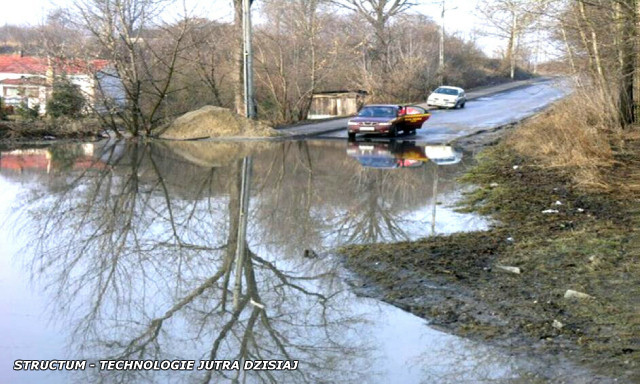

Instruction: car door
[402,106,430,129]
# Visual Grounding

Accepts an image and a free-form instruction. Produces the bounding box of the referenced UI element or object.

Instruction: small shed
[307,90,367,119]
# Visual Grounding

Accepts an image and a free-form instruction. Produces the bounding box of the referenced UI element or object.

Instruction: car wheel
[461,102,466,108]
[348,132,356,141]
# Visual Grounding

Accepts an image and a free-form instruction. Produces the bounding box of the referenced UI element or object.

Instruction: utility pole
[438,0,445,85]
[242,0,255,119]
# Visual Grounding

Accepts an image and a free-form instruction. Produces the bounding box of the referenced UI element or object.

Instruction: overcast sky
[0,0,511,57]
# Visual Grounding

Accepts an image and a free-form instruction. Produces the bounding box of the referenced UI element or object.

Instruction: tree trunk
[578,0,607,94]
[618,0,636,126]
[560,24,577,74]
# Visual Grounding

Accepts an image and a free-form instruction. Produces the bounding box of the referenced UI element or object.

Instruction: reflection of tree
[21,141,372,384]
[334,169,410,244]
[252,141,324,257]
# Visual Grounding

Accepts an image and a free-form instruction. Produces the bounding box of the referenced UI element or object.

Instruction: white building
[0,54,124,115]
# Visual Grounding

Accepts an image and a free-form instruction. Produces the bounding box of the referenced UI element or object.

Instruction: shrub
[16,102,40,120]
[0,97,6,120]
[47,79,85,118]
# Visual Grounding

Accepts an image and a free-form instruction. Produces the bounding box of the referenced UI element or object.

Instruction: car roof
[361,104,399,108]
[436,86,464,91]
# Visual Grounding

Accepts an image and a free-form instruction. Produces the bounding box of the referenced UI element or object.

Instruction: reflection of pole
[233,156,253,310]
[233,1,254,306]
[431,164,439,236]
[242,0,255,118]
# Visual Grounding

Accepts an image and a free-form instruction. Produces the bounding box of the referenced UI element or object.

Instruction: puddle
[0,140,588,383]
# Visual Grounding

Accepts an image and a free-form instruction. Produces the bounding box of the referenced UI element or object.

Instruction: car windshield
[434,88,459,96]
[357,106,397,118]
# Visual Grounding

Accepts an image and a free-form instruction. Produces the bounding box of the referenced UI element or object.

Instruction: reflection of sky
[0,177,71,383]
[403,189,490,238]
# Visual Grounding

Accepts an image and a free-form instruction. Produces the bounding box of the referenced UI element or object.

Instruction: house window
[26,88,39,98]
[4,87,20,97]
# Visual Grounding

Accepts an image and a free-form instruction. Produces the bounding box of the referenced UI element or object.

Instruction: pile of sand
[159,105,280,140]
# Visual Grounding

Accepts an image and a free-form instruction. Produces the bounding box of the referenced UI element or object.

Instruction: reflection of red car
[346,141,426,169]
[347,104,430,140]
[346,140,464,169]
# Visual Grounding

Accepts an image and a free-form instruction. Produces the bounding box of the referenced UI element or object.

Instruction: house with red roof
[0,54,124,115]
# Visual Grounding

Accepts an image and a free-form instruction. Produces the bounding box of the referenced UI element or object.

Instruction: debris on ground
[564,289,594,300]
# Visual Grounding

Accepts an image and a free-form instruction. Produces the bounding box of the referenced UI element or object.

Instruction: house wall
[0,66,125,115]
[69,74,95,102]
[95,67,126,112]
[0,73,46,109]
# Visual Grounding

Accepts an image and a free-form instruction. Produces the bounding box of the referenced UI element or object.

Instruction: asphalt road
[285,77,570,144]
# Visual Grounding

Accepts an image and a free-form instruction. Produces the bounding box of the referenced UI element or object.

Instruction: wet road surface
[319,77,570,143]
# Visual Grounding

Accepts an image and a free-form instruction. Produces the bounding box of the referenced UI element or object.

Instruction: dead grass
[506,85,640,196]
[505,87,620,190]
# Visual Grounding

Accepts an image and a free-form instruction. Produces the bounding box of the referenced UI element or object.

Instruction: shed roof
[312,90,368,96]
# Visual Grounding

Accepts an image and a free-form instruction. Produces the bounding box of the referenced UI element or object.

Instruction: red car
[347,104,431,140]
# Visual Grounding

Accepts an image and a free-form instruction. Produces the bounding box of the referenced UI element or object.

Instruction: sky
[0,0,510,58]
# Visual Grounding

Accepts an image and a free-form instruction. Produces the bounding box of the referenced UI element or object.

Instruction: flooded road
[319,77,570,143]
[0,140,590,383]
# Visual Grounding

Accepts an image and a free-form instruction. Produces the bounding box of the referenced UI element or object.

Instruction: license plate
[360,127,375,132]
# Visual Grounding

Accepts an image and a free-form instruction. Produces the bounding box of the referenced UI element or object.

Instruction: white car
[427,86,466,109]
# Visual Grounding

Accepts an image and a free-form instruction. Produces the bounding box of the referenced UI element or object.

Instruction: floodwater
[0,139,587,383]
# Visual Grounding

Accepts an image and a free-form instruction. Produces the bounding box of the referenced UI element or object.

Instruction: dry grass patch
[506,89,619,190]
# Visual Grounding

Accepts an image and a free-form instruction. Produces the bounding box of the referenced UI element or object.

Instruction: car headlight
[348,122,358,126]
[378,122,392,126]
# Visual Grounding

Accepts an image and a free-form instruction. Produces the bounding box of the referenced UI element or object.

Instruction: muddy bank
[339,143,640,382]
[0,118,104,142]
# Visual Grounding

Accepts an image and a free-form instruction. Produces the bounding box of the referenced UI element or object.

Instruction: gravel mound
[159,105,280,140]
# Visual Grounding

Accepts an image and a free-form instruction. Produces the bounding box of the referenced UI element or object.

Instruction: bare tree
[331,0,414,97]
[75,0,191,136]
[549,0,637,126]
[254,0,337,123]
[478,0,549,79]
[614,0,636,125]
[335,0,413,64]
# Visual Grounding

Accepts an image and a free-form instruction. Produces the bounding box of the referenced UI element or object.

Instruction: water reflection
[0,140,546,384]
[345,140,463,168]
